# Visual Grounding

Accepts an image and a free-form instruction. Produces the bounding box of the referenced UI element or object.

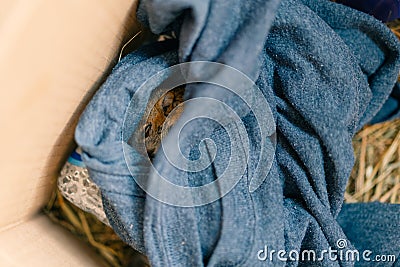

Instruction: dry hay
[346,119,400,203]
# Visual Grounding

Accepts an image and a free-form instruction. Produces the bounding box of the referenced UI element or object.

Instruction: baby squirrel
[144,86,185,158]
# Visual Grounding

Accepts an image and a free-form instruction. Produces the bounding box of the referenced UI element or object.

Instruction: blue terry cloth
[75,0,400,266]
[337,202,400,267]
[371,83,400,123]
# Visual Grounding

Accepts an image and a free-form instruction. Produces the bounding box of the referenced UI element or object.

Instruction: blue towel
[75,0,400,266]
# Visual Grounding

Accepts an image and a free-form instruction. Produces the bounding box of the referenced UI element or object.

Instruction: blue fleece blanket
[75,0,400,266]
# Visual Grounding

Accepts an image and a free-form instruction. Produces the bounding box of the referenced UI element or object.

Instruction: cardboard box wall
[0,0,140,265]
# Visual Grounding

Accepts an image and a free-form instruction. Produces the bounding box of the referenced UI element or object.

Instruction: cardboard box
[0,1,140,265]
